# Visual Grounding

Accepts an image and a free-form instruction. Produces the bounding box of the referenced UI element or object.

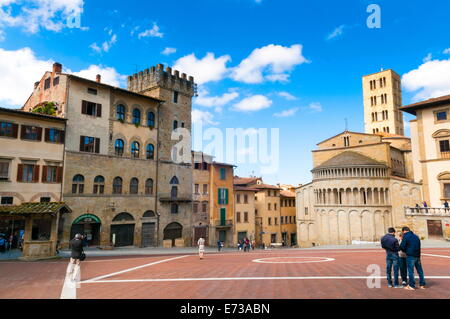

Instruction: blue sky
[1,0,450,185]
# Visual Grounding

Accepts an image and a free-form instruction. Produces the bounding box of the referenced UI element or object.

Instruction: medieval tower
[363,69,404,136]
[128,64,195,246]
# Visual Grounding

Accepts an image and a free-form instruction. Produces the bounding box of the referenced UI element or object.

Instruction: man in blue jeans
[399,227,426,290]
[380,227,402,288]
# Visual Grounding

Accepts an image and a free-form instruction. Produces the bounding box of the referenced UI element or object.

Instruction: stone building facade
[234,183,258,245]
[128,64,195,248]
[0,107,68,258]
[363,69,404,135]
[21,62,196,248]
[296,131,422,247]
[401,95,450,239]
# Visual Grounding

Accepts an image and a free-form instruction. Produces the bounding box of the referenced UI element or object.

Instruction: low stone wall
[21,241,55,260]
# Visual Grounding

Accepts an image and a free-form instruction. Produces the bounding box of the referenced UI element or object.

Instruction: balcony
[159,193,192,203]
[441,152,450,159]
[213,219,233,229]
[405,207,450,216]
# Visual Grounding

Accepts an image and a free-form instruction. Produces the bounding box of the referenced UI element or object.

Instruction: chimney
[53,62,62,74]
[96,74,101,83]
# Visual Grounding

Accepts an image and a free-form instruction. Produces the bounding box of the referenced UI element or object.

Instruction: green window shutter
[218,188,222,204]
[225,188,229,204]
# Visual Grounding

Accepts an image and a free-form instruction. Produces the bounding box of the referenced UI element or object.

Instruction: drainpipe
[155,101,163,247]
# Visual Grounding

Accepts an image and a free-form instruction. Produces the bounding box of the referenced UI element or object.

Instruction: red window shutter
[17,164,23,182]
[37,127,42,141]
[44,128,50,142]
[95,138,100,153]
[12,124,18,138]
[79,136,85,152]
[56,166,63,183]
[96,104,102,117]
[33,165,40,183]
[42,166,48,183]
[60,130,65,144]
[81,101,87,114]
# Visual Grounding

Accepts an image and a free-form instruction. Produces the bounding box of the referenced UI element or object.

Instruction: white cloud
[231,44,308,84]
[0,0,84,36]
[138,23,163,38]
[0,47,53,107]
[161,47,177,55]
[423,53,432,63]
[402,58,450,101]
[327,25,345,40]
[232,95,272,112]
[173,52,231,85]
[277,91,296,100]
[443,48,450,55]
[196,88,239,107]
[192,109,218,125]
[71,64,126,87]
[308,102,323,112]
[90,30,117,53]
[273,107,299,118]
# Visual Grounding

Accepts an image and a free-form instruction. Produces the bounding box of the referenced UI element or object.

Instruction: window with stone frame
[146,144,155,160]
[203,184,208,195]
[116,105,125,121]
[132,108,141,125]
[81,100,102,117]
[113,177,123,194]
[445,183,450,199]
[45,128,65,144]
[145,179,154,195]
[93,176,105,194]
[244,194,248,204]
[43,165,59,183]
[131,142,140,158]
[130,178,139,194]
[244,212,248,223]
[72,174,85,194]
[202,201,208,213]
[1,197,13,205]
[17,164,39,183]
[0,122,18,138]
[115,139,124,156]
[236,212,241,223]
[80,136,100,153]
[193,202,199,213]
[21,125,42,141]
[0,160,10,180]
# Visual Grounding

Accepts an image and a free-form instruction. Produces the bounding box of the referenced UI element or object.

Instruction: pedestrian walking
[198,237,205,260]
[67,233,85,286]
[380,227,402,288]
[400,227,426,290]
[398,233,408,285]
[244,238,250,252]
[444,200,449,211]
[217,240,223,252]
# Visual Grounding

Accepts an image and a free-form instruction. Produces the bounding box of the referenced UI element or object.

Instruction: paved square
[0,248,449,299]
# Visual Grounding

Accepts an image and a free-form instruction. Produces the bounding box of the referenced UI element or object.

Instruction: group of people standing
[381,227,426,290]
[238,238,255,252]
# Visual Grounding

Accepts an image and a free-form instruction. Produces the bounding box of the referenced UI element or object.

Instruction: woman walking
[198,237,205,260]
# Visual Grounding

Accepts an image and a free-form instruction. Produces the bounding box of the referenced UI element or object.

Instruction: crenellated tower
[128,64,196,246]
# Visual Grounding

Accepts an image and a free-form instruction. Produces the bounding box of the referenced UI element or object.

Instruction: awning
[0,202,72,216]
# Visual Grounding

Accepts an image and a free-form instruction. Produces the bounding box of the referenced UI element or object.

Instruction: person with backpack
[67,234,85,285]
[400,227,426,290]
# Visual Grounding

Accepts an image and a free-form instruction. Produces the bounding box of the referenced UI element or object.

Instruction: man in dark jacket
[67,234,84,283]
[400,227,426,290]
[381,228,402,288]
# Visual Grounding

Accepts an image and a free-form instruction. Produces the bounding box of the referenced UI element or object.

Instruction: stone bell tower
[128,64,196,246]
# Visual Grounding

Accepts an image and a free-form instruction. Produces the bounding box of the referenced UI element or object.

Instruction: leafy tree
[33,102,57,116]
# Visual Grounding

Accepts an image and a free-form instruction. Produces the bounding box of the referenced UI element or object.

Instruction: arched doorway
[163,222,183,246]
[111,212,135,247]
[71,214,101,246]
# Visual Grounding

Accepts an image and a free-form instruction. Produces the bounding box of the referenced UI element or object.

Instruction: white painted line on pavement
[83,255,190,283]
[423,253,450,259]
[82,275,450,284]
